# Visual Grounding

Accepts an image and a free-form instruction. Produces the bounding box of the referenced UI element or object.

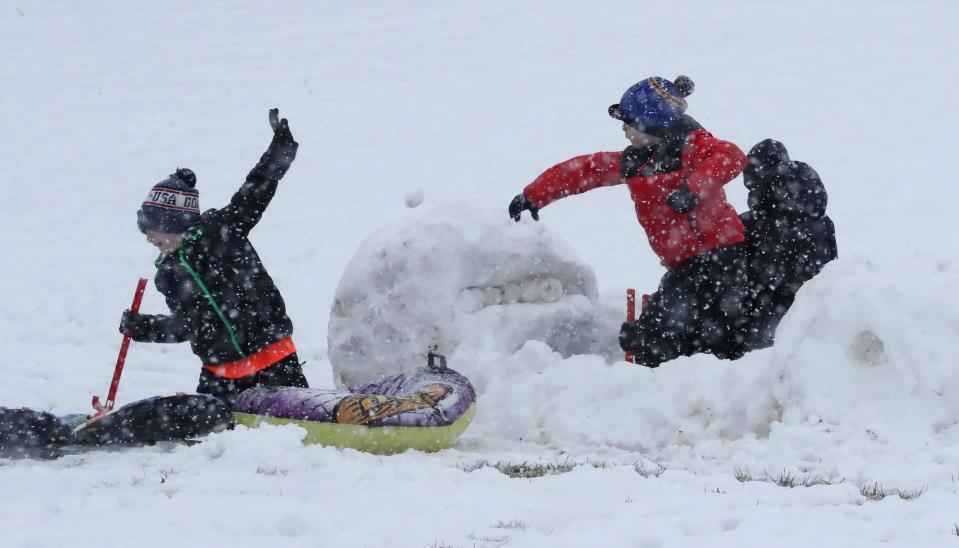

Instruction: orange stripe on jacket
[202,337,296,379]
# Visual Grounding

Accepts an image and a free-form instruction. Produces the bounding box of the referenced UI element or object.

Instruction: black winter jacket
[739,139,838,348]
[130,159,295,366]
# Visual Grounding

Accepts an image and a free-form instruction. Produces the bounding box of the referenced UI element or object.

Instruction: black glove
[666,184,697,213]
[252,108,299,181]
[509,193,540,222]
[119,310,140,335]
[619,322,661,368]
[619,321,639,353]
[620,145,651,178]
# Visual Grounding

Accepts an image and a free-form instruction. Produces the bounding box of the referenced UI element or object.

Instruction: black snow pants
[624,243,751,368]
[196,353,309,406]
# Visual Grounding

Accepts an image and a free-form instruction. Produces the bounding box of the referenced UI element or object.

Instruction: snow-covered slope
[2,2,958,547]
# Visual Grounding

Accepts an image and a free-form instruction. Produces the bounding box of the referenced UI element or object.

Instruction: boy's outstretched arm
[510,152,623,222]
[120,311,191,343]
[218,108,299,236]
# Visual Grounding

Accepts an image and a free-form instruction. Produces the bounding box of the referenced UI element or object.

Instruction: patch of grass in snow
[734,467,924,501]
[460,457,665,479]
[859,482,924,501]
[256,465,288,476]
[734,467,840,488]
[734,467,752,482]
[952,523,958,537]
[460,459,576,478]
[634,459,666,478]
[159,467,178,483]
[130,467,179,486]
[493,520,528,531]
[428,542,482,548]
[468,532,510,545]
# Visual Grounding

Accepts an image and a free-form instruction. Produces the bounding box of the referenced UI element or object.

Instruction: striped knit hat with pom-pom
[136,168,200,234]
[608,75,695,131]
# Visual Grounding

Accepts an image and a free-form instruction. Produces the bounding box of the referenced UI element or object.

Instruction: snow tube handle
[427,351,448,372]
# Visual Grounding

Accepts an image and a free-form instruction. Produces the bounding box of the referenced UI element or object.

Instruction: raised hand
[256,108,299,181]
[269,108,281,132]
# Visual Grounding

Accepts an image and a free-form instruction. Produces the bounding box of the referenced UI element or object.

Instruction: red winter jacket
[523,128,748,269]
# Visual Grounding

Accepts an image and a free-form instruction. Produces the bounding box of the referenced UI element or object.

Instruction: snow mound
[327,201,621,387]
[469,258,959,454]
[330,204,959,456]
[767,257,959,438]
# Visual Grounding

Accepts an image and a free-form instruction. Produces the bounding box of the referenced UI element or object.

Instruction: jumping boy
[510,76,751,368]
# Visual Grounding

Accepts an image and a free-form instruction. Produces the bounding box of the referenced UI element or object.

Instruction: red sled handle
[625,289,636,363]
[92,277,148,416]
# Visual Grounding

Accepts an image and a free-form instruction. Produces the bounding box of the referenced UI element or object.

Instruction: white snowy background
[2,1,959,547]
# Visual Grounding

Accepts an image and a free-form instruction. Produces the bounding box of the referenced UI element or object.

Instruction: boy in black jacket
[121,109,308,404]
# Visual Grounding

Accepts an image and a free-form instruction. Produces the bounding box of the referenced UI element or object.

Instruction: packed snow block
[768,258,959,436]
[232,362,476,454]
[328,202,620,387]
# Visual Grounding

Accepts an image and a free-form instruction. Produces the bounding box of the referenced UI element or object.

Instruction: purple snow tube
[233,359,476,428]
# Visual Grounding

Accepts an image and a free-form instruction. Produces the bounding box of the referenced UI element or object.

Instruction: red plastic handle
[625,289,636,363]
[92,278,148,416]
[624,290,652,364]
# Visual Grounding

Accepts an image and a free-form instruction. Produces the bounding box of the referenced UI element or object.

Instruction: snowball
[274,513,310,537]
[404,188,424,208]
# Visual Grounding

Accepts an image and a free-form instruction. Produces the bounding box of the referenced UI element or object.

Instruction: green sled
[232,404,476,455]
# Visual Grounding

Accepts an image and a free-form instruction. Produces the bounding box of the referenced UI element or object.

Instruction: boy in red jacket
[509,76,751,368]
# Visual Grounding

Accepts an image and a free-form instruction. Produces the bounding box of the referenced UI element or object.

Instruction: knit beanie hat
[608,75,695,131]
[136,168,200,234]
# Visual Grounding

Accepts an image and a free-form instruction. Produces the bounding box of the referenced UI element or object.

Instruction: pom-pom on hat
[609,75,694,131]
[136,168,200,234]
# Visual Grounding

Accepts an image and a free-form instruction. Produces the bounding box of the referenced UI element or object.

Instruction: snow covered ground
[2,1,959,546]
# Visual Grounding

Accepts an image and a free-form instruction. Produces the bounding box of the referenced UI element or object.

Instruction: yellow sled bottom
[232,404,476,455]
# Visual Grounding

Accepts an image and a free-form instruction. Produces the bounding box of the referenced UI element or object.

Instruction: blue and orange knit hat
[136,168,200,234]
[608,75,695,131]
